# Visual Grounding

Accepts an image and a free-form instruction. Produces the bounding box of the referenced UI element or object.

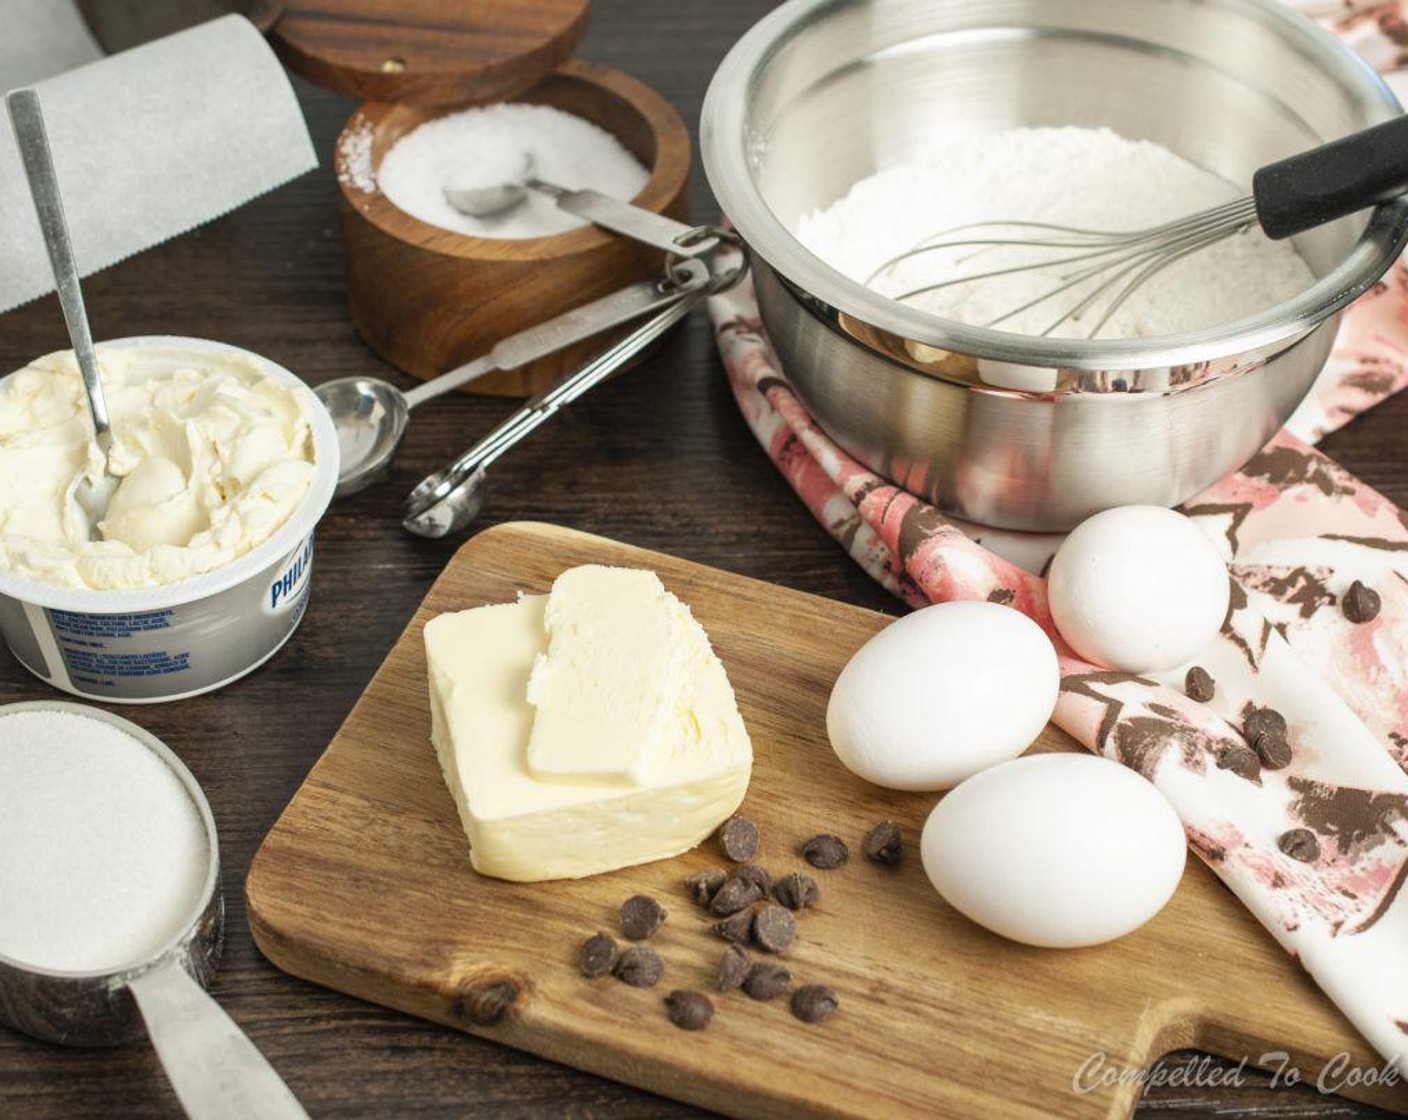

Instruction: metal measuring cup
[0,701,307,1120]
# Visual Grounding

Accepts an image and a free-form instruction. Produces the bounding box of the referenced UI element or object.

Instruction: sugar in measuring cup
[0,701,307,1120]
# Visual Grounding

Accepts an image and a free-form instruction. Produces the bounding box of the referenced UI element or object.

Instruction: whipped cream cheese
[0,345,316,590]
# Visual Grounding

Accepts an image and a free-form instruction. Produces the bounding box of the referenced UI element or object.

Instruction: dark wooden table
[2,2,1405,1117]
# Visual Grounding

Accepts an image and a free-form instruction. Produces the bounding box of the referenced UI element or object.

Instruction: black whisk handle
[1253,114,1408,240]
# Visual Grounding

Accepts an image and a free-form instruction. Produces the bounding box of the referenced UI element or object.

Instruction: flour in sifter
[797,127,1317,340]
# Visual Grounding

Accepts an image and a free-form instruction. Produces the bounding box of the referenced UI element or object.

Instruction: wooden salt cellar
[268,0,691,395]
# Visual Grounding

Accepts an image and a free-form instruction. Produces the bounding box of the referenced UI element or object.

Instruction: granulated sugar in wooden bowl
[334,60,691,397]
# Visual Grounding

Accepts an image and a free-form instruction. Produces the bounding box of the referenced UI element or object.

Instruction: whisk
[866,115,1408,339]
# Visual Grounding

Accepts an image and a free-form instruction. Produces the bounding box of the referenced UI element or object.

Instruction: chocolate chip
[741,962,791,1001]
[862,820,902,866]
[684,868,726,907]
[579,932,619,978]
[736,862,772,894]
[773,871,819,911]
[614,946,664,988]
[1251,730,1293,771]
[801,834,849,869]
[1215,744,1261,782]
[1278,828,1320,862]
[1342,580,1381,624]
[709,875,762,917]
[717,815,760,862]
[790,984,839,1024]
[716,943,751,991]
[619,895,667,940]
[751,903,796,953]
[664,990,714,1031]
[1184,666,1215,703]
[1242,706,1287,743]
[712,908,755,944]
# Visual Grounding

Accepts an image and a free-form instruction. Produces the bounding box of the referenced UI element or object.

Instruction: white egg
[921,754,1186,948]
[1048,505,1229,674]
[826,601,1060,791]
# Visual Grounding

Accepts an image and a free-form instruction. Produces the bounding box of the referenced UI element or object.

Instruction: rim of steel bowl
[701,0,1408,376]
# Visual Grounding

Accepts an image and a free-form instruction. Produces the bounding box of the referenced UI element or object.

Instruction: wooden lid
[268,0,591,107]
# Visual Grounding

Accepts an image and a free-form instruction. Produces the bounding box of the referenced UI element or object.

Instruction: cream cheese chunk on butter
[423,567,753,882]
[526,565,707,784]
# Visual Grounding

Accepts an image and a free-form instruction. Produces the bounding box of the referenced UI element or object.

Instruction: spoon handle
[6,89,112,450]
[402,274,688,409]
[128,959,309,1120]
[402,260,715,538]
[528,178,718,258]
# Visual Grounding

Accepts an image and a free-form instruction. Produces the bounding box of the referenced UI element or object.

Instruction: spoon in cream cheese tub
[7,89,119,536]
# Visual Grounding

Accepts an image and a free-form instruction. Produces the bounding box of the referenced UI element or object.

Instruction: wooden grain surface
[2,1,1407,1117]
[247,522,1408,1120]
[270,0,590,106]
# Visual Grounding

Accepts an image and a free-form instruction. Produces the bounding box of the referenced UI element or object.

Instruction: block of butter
[424,566,752,881]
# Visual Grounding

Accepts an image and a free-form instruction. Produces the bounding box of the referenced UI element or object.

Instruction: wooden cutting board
[246,522,1406,1119]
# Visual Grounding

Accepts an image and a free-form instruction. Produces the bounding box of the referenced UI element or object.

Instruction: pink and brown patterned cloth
[707,5,1408,1073]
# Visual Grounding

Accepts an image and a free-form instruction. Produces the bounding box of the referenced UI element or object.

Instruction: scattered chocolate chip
[742,962,791,1002]
[736,862,772,894]
[751,903,797,953]
[1242,706,1287,744]
[713,908,755,944]
[619,895,667,940]
[716,944,751,991]
[622,896,670,941]
[684,868,726,907]
[801,834,849,869]
[1278,828,1321,863]
[791,984,839,1024]
[664,990,714,1031]
[1251,730,1293,771]
[579,932,619,978]
[709,875,762,917]
[1342,580,1381,624]
[1215,744,1261,782]
[1184,666,1216,703]
[614,946,664,988]
[718,815,760,862]
[862,820,902,866]
[773,871,819,911]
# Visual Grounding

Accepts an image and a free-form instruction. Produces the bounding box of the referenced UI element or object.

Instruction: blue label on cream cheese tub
[267,537,314,616]
[48,609,190,690]
[0,532,322,702]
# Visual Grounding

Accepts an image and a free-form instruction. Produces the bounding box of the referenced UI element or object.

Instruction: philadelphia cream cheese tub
[0,337,339,703]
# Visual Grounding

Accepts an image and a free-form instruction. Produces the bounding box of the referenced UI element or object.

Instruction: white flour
[797,127,1316,340]
[378,103,649,240]
[0,711,209,973]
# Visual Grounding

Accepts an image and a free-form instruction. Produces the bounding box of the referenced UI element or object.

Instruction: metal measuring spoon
[7,90,119,535]
[0,701,307,1120]
[441,151,536,219]
[315,270,703,497]
[402,258,717,538]
[445,167,718,258]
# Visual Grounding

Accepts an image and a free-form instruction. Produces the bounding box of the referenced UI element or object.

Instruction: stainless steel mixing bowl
[701,0,1408,530]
